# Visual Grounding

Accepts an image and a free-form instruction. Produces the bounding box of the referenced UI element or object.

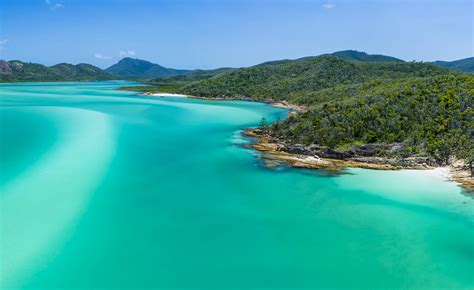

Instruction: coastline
[448,165,474,192]
[141,92,188,98]
[139,91,306,113]
[243,128,474,192]
[134,90,474,192]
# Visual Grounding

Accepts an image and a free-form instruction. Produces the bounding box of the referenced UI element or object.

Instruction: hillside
[105,58,190,78]
[329,50,404,63]
[177,55,449,101]
[0,60,115,82]
[270,74,474,165]
[149,67,235,83]
[434,57,474,73]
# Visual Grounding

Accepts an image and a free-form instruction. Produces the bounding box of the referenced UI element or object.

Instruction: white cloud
[45,0,64,10]
[0,38,8,50]
[94,53,113,60]
[119,50,136,57]
[322,3,335,9]
[94,50,137,60]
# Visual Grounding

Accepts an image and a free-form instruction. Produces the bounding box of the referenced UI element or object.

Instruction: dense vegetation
[149,67,235,83]
[159,55,472,165]
[0,60,114,82]
[176,56,449,101]
[434,57,474,73]
[271,75,473,164]
[105,57,190,78]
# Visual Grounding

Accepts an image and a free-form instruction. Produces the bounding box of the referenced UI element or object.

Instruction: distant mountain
[0,60,115,82]
[106,58,190,78]
[329,50,405,63]
[433,57,474,73]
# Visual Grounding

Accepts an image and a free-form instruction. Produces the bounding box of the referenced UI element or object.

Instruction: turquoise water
[1,81,473,289]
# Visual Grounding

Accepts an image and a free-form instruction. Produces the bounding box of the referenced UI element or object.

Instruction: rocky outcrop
[349,156,435,168]
[244,128,439,170]
[0,60,12,75]
[449,159,474,190]
[279,142,435,167]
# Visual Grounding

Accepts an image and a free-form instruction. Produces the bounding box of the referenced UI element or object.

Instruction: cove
[0,81,473,289]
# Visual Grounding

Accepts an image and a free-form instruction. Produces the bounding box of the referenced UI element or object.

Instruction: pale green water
[0,81,473,289]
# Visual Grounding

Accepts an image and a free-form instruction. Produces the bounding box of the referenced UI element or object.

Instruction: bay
[1,81,473,289]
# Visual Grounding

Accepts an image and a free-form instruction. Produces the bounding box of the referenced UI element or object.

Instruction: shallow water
[1,81,473,289]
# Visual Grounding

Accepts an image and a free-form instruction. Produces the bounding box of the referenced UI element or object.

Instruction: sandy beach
[142,92,188,98]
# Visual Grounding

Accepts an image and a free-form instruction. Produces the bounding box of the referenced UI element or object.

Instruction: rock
[452,159,465,169]
[389,144,404,154]
[397,157,436,167]
[320,148,353,159]
[284,144,314,155]
[10,61,23,70]
[307,144,324,151]
[262,160,282,169]
[348,156,436,168]
[0,60,12,75]
[350,157,391,164]
[353,144,378,156]
[350,143,404,157]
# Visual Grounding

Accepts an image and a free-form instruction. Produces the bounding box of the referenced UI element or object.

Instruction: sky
[0,0,472,69]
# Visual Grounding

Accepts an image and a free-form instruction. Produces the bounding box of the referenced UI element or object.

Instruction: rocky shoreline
[244,128,474,192]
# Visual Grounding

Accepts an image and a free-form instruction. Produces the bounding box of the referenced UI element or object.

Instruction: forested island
[0,60,114,82]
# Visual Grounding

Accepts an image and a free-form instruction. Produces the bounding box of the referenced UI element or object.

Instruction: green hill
[149,67,235,83]
[329,50,404,63]
[177,55,448,101]
[0,60,115,82]
[271,74,473,164]
[434,57,474,73]
[105,57,190,78]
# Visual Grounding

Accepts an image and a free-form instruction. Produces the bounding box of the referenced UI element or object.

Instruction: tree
[259,117,268,129]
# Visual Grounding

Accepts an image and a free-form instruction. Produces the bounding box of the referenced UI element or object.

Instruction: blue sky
[0,0,472,69]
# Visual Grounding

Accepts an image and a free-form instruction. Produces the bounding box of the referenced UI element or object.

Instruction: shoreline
[139,91,306,113]
[243,128,474,192]
[133,90,474,192]
[141,92,188,98]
